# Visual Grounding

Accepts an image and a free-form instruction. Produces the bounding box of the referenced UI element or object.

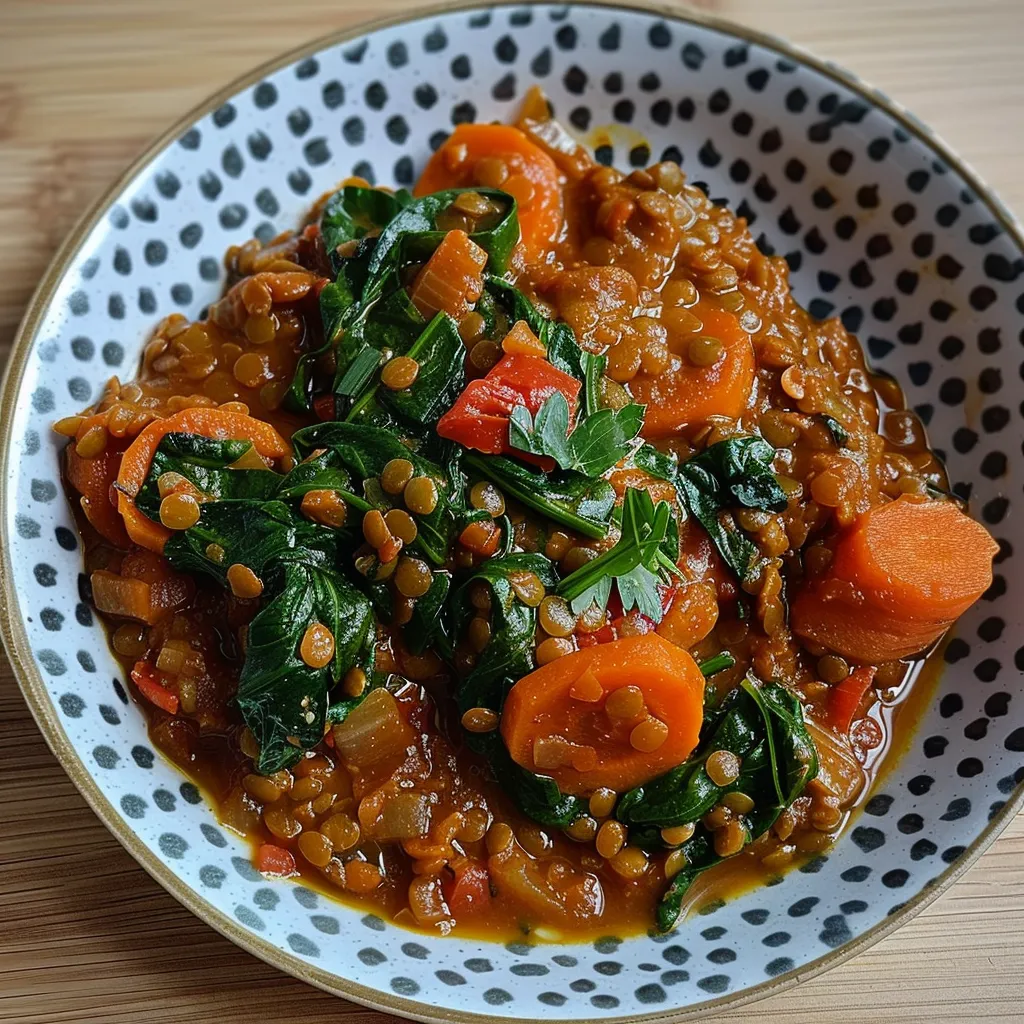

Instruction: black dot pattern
[12,5,1024,1017]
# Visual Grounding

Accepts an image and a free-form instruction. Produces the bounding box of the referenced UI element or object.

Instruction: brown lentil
[461,706,499,733]
[605,685,645,720]
[301,489,348,528]
[300,623,335,669]
[509,571,545,607]
[342,667,367,698]
[227,563,264,600]
[470,480,506,517]
[381,458,414,495]
[609,846,649,880]
[381,355,420,390]
[629,717,669,752]
[404,476,439,515]
[394,557,432,598]
[159,492,201,530]
[535,636,574,665]
[384,508,418,544]
[588,788,617,819]
[538,595,576,638]
[705,749,741,787]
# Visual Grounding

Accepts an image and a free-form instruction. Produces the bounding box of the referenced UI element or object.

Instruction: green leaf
[236,561,376,774]
[613,677,819,931]
[450,554,586,828]
[320,184,411,272]
[821,414,849,447]
[359,188,519,317]
[347,312,466,429]
[292,421,457,564]
[698,651,736,677]
[335,345,382,399]
[674,437,787,582]
[134,433,281,520]
[452,553,559,716]
[558,487,681,620]
[509,391,645,477]
[464,453,615,540]
[403,569,452,659]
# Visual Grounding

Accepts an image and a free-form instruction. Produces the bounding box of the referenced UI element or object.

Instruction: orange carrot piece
[64,414,130,546]
[255,843,297,877]
[116,408,289,553]
[792,496,999,662]
[409,229,488,321]
[500,633,705,794]
[130,661,180,715]
[90,570,159,624]
[414,123,564,261]
[501,319,547,358]
[630,306,755,437]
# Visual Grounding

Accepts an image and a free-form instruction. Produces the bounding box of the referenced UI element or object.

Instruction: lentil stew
[56,93,998,941]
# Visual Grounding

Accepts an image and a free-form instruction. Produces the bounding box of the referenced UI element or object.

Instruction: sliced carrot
[630,305,755,437]
[116,408,289,553]
[458,520,501,557]
[827,666,877,735]
[64,414,130,546]
[500,633,705,794]
[414,123,564,261]
[130,660,180,715]
[792,496,999,662]
[409,229,488,320]
[255,843,297,877]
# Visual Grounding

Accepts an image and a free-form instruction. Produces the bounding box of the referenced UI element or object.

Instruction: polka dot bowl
[3,2,1023,1020]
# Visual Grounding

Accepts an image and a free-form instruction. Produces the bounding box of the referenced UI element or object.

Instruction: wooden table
[2,1,1023,1021]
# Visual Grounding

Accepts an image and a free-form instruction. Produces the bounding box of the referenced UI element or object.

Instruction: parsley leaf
[508,391,644,477]
[557,487,683,621]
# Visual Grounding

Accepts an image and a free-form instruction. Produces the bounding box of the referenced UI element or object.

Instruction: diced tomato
[313,394,336,421]
[828,666,878,736]
[255,843,297,877]
[444,859,491,917]
[437,352,580,461]
[130,660,180,715]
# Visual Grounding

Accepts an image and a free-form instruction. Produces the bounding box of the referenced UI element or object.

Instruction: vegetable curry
[57,91,998,941]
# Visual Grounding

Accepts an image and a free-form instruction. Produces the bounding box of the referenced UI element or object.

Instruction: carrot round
[116,407,290,552]
[500,633,705,794]
[414,124,563,261]
[630,306,755,437]
[791,496,999,662]
[65,414,130,546]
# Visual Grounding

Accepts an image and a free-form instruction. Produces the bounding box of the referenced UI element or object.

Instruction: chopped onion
[331,688,413,768]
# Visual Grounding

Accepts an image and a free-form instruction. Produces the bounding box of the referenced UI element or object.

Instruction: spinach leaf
[464,453,615,540]
[403,569,452,659]
[237,561,376,774]
[451,554,587,828]
[557,487,682,620]
[360,188,518,313]
[675,437,787,582]
[347,311,466,428]
[320,184,411,272]
[682,437,788,511]
[614,677,818,931]
[508,391,644,477]
[698,651,736,677]
[161,496,375,774]
[452,553,559,715]
[292,421,457,564]
[475,730,588,828]
[134,433,280,519]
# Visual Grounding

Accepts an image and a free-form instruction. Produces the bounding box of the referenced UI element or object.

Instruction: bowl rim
[2,1,1022,1021]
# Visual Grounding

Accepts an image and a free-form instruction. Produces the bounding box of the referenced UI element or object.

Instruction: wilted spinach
[615,677,818,930]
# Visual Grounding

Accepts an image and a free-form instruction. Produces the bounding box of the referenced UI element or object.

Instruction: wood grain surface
[2,1,1023,1022]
